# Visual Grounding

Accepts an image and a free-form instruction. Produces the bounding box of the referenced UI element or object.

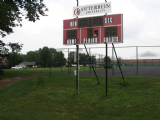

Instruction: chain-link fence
[55,46,160,77]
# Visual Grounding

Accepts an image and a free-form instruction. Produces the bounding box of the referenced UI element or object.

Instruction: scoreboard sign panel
[63,14,123,45]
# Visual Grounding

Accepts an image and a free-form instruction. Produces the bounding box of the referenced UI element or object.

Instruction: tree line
[6,47,98,68]
[0,41,113,69]
[6,46,66,68]
[0,40,114,69]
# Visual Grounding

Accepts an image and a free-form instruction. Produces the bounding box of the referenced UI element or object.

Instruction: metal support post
[99,54,100,70]
[84,53,85,71]
[105,43,108,97]
[112,46,114,76]
[89,48,91,75]
[76,0,79,95]
[105,0,108,97]
[84,44,100,84]
[136,46,138,76]
[112,43,125,82]
[68,48,69,75]
[61,52,62,74]
[50,51,51,75]
[70,52,71,73]
[76,45,79,95]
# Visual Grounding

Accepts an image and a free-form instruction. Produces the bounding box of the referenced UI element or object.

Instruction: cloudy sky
[2,0,160,58]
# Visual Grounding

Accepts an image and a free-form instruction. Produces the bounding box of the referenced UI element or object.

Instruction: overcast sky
[2,0,160,58]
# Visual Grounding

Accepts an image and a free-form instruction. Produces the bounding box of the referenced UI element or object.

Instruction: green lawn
[1,66,104,79]
[0,68,160,120]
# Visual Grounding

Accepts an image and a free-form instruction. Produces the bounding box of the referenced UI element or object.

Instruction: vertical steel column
[112,46,114,76]
[84,53,85,71]
[50,50,51,75]
[68,48,69,75]
[105,0,108,97]
[136,46,138,76]
[99,54,100,70]
[106,43,108,97]
[89,48,91,75]
[76,45,79,95]
[76,0,79,95]
[61,52,62,74]
[70,51,71,73]
[95,54,96,70]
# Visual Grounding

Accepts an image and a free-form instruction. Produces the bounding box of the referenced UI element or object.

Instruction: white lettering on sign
[73,2,111,17]
[65,39,78,44]
[105,17,112,23]
[103,37,119,43]
[83,38,98,43]
[70,21,77,27]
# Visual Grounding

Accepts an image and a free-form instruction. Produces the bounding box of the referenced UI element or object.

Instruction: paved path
[67,67,160,77]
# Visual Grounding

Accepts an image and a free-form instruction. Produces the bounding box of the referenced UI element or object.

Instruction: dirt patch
[0,73,43,88]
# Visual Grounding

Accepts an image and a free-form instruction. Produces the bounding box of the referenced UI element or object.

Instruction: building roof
[130,51,160,59]
[21,62,35,65]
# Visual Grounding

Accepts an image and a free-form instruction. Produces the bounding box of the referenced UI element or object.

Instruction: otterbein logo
[74,8,81,16]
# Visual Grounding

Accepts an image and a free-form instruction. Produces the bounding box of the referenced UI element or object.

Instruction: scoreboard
[63,14,123,45]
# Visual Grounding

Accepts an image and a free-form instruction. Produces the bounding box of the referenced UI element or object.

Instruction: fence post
[61,52,62,74]
[70,51,71,73]
[68,48,69,75]
[136,46,138,76]
[99,54,100,70]
[112,46,114,76]
[89,48,91,76]
[83,53,85,71]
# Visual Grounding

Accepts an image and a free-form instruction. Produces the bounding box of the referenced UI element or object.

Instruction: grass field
[0,68,160,120]
[1,66,104,79]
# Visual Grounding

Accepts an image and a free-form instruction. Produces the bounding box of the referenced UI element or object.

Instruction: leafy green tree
[53,51,66,67]
[8,42,23,53]
[39,47,50,67]
[6,53,23,68]
[34,50,41,65]
[79,53,87,66]
[24,50,41,66]
[0,0,48,37]
[68,52,75,65]
[25,51,37,62]
[68,52,96,66]
[104,56,111,65]
[7,42,23,66]
[0,40,9,59]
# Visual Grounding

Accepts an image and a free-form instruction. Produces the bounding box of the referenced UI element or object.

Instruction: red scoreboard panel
[63,14,123,45]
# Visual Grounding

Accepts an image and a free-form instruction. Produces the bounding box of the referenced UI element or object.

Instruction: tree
[25,50,42,66]
[6,53,23,68]
[34,50,41,65]
[7,42,23,66]
[0,0,48,37]
[0,40,9,58]
[53,51,66,67]
[39,47,50,67]
[68,52,96,66]
[79,53,87,66]
[8,42,23,53]
[25,51,37,62]
[68,52,75,65]
[104,56,111,65]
